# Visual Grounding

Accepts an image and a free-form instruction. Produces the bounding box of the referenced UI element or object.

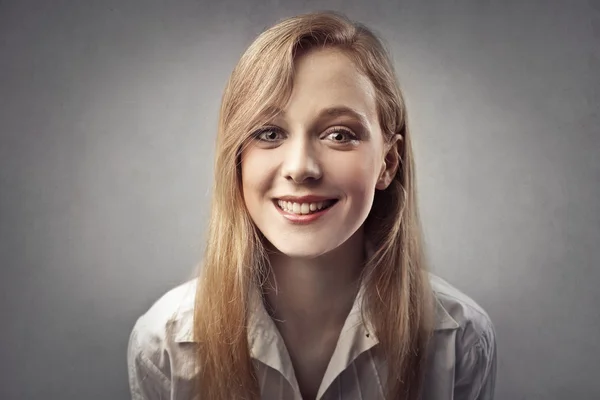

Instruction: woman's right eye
[253,127,284,142]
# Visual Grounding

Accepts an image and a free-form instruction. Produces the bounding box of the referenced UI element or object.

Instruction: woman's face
[241,48,397,258]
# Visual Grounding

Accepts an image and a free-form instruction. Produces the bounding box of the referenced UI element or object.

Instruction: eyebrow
[271,105,371,128]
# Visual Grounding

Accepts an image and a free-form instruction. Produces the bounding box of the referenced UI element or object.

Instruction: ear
[376,134,403,190]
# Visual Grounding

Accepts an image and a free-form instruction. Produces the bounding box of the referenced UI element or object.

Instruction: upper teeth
[277,200,334,214]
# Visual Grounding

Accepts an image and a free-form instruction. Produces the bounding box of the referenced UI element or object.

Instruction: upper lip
[275,195,337,203]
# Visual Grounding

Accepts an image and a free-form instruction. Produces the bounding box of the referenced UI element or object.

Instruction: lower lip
[274,201,336,224]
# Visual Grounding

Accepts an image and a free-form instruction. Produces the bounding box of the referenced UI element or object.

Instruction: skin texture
[240,47,401,400]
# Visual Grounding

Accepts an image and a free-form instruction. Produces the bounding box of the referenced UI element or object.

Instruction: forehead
[278,48,378,122]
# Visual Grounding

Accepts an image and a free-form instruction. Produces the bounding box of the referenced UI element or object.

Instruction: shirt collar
[173,277,459,344]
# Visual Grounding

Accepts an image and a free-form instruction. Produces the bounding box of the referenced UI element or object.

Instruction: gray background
[1,0,598,399]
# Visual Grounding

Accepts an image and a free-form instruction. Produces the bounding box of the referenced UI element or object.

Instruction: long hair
[193,11,435,400]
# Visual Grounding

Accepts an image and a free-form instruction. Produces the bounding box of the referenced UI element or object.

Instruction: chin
[270,240,336,259]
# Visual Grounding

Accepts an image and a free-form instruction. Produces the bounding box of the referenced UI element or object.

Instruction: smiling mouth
[275,199,338,215]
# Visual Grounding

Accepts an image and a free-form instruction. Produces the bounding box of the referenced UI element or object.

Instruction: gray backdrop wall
[1,0,598,399]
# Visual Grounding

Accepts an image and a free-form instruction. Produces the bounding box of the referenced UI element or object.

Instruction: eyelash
[253,126,359,143]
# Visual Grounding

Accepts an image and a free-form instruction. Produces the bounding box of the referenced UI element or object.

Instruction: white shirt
[127,273,497,399]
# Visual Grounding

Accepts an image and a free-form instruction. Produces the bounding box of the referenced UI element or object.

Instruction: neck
[263,228,366,332]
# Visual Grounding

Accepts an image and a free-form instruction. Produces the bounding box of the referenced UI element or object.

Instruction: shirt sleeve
[127,322,171,400]
[453,322,497,400]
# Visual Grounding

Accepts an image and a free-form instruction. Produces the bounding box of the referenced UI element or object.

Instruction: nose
[281,135,322,184]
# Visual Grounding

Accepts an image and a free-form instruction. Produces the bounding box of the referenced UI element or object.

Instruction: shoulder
[130,278,197,346]
[429,272,494,342]
[127,279,199,397]
[428,273,497,396]
[130,278,198,347]
[127,279,198,373]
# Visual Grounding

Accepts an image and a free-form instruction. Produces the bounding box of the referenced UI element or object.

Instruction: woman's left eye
[325,129,358,143]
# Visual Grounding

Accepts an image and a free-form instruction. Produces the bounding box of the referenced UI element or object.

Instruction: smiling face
[240,48,399,259]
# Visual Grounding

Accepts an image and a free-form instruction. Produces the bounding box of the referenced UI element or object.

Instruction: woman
[127,11,497,400]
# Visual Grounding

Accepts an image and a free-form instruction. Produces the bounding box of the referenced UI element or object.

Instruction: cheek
[241,148,272,203]
[328,151,380,194]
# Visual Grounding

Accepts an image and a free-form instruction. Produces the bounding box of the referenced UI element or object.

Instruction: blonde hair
[193,11,435,399]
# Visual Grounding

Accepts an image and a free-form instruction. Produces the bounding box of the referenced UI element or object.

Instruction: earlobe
[376,161,389,190]
[375,176,390,190]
